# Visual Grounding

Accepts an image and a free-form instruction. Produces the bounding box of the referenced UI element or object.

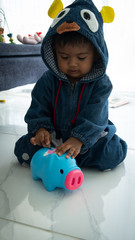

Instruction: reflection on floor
[0,85,135,240]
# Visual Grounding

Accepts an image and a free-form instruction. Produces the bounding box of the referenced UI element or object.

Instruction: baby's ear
[100,6,115,23]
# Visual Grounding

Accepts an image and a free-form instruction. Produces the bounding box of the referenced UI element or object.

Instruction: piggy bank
[31,147,84,191]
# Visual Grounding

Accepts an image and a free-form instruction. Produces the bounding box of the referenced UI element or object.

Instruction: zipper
[67,82,75,132]
[69,82,76,127]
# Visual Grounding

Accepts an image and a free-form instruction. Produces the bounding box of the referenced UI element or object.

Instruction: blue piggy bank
[31,147,84,191]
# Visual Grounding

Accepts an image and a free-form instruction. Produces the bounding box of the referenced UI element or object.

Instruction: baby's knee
[100,135,127,170]
[14,134,41,165]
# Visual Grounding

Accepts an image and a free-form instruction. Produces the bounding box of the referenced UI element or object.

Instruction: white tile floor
[0,85,135,240]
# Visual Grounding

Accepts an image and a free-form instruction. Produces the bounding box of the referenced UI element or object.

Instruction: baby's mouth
[68,69,79,75]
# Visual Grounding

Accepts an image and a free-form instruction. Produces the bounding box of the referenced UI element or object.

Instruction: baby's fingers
[71,148,80,159]
[56,144,69,156]
[66,147,80,159]
[44,134,51,146]
[66,148,75,159]
[30,135,50,147]
[30,137,37,146]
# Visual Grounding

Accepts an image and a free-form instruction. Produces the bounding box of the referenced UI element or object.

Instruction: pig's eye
[60,169,64,174]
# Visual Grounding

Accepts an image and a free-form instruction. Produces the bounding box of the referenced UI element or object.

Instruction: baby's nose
[69,58,78,67]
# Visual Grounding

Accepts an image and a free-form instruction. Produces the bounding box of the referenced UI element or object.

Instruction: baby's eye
[78,57,86,61]
[61,56,68,60]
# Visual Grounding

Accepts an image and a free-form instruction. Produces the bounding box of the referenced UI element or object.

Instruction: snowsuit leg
[14,133,42,165]
[76,122,127,170]
[14,122,127,170]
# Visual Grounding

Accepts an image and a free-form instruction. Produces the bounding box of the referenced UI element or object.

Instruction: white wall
[103,0,135,91]
[0,0,135,91]
[0,0,53,38]
[0,0,73,38]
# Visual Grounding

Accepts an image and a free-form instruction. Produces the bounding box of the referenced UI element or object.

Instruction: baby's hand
[55,137,82,159]
[30,128,51,147]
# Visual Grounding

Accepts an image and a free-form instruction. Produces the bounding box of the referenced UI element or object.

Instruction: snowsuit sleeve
[25,72,55,134]
[71,75,112,152]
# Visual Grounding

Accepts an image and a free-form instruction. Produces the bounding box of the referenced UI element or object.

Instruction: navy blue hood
[41,0,108,82]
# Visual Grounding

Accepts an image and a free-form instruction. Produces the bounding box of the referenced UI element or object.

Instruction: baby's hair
[53,31,92,47]
[52,31,100,62]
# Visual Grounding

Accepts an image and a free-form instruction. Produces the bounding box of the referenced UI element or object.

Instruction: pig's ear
[100,6,115,23]
[48,0,64,19]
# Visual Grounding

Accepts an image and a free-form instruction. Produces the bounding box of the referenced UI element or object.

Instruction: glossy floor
[0,85,135,240]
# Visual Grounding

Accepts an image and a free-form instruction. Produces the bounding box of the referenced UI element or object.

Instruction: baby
[14,0,127,170]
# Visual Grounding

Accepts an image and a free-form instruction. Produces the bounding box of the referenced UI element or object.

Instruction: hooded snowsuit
[14,0,127,170]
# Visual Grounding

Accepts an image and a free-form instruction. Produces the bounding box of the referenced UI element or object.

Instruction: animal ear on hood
[100,6,115,23]
[48,0,64,19]
[48,0,115,23]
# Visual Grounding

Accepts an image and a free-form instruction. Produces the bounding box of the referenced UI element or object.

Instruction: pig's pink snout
[65,170,84,190]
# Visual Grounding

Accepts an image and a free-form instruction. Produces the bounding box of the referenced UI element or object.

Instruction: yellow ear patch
[48,0,64,19]
[100,6,115,23]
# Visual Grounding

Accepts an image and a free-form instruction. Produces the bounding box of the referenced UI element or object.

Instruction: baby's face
[55,42,95,83]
